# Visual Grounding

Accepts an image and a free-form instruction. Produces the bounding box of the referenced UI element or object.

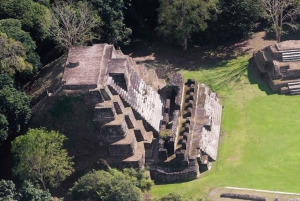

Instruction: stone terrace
[62,44,108,88]
[253,40,300,94]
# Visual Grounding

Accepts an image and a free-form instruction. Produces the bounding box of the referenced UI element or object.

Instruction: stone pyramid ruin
[61,44,223,182]
[253,40,300,95]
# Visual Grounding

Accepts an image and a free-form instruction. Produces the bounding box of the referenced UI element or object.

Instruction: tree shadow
[122,38,250,72]
[185,58,249,92]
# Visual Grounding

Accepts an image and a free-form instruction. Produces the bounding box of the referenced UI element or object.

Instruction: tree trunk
[276,26,281,43]
[183,36,187,51]
[40,178,47,191]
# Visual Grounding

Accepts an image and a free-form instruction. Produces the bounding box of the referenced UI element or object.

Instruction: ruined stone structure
[253,40,300,94]
[61,44,222,182]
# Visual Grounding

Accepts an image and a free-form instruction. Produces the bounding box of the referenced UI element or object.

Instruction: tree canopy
[91,0,132,46]
[69,168,146,201]
[11,128,74,190]
[0,0,51,41]
[48,0,102,49]
[0,180,53,201]
[0,19,42,77]
[0,75,31,143]
[0,33,33,76]
[158,0,217,50]
[262,0,300,42]
[122,168,154,192]
[204,0,265,44]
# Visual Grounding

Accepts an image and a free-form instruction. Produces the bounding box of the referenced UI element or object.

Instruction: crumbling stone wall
[150,159,199,183]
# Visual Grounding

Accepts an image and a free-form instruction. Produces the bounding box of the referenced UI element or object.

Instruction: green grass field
[150,56,300,199]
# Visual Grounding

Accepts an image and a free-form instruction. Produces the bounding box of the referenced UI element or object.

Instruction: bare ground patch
[123,31,277,71]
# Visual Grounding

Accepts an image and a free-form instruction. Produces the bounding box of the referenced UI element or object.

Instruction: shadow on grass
[188,57,249,92]
[247,58,275,96]
[122,39,250,72]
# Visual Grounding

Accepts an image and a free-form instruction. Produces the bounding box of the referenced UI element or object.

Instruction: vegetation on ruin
[159,128,172,137]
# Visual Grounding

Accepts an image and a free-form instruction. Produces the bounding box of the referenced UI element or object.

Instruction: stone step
[290,90,300,95]
[288,84,300,90]
[282,55,300,59]
[279,48,300,53]
[290,89,300,94]
[282,51,300,55]
[283,57,300,62]
[288,81,300,86]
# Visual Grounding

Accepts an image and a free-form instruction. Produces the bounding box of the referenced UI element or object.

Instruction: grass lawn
[150,55,300,199]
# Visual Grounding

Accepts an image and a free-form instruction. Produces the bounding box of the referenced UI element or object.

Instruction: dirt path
[238,31,276,55]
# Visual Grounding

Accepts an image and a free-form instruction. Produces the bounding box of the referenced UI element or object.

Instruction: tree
[205,0,265,44]
[0,180,53,201]
[11,128,74,190]
[91,0,132,46]
[262,0,300,42]
[0,33,33,76]
[0,19,42,76]
[158,0,217,50]
[0,75,31,143]
[0,114,9,143]
[123,0,159,39]
[48,0,102,49]
[0,0,51,41]
[122,168,154,192]
[18,181,53,201]
[69,168,144,201]
[0,180,16,201]
[33,0,50,7]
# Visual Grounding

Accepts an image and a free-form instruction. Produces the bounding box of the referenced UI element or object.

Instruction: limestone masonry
[253,40,300,95]
[61,44,223,182]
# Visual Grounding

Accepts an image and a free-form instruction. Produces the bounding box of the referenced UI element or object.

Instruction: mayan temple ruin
[253,40,300,95]
[61,44,223,182]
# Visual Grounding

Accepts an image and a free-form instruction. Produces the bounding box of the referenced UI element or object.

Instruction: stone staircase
[288,82,300,95]
[95,84,158,168]
[106,75,163,132]
[281,50,300,62]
